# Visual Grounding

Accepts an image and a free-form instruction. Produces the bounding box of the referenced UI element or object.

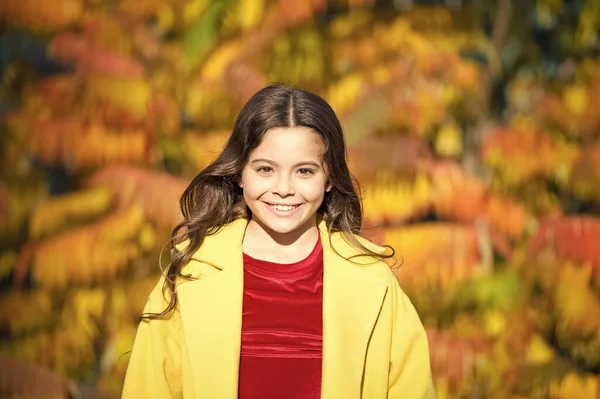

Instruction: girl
[122,84,436,399]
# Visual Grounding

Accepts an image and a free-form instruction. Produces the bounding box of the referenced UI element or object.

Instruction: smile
[267,203,301,211]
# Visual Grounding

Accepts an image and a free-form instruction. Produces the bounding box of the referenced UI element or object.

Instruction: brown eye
[257,166,273,174]
[298,168,315,176]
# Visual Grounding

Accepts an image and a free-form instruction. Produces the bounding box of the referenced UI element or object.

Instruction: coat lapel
[177,220,247,399]
[176,219,388,399]
[319,225,388,399]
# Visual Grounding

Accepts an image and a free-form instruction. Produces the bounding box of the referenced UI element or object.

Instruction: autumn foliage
[1,1,600,398]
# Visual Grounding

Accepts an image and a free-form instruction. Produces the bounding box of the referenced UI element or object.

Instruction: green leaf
[472,268,520,310]
[449,268,521,312]
[341,90,391,146]
[183,0,232,61]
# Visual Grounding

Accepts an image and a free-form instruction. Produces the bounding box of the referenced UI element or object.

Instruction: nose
[273,174,294,197]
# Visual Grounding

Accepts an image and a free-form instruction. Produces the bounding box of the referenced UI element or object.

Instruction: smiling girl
[122,84,436,399]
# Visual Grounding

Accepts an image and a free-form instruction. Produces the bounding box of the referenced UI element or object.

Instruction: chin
[255,213,315,236]
[263,220,306,235]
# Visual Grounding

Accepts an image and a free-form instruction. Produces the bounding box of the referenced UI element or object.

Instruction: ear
[325,182,332,192]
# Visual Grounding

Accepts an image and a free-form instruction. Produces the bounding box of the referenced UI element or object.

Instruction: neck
[242,216,320,260]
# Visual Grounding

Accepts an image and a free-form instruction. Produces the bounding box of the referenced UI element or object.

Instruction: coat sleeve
[121,282,183,399]
[387,273,436,399]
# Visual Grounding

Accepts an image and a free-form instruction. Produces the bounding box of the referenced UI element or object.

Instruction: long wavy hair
[147,83,394,320]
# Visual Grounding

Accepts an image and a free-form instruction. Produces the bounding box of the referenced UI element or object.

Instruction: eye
[297,168,315,176]
[257,166,273,174]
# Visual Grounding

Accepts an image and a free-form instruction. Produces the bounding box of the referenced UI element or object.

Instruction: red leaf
[49,34,145,78]
[529,216,600,281]
[428,161,488,223]
[84,166,189,230]
[428,161,530,240]
[385,223,486,289]
[426,329,491,389]
[348,135,433,181]
[0,353,71,398]
[34,75,80,114]
[30,117,152,169]
[223,60,268,104]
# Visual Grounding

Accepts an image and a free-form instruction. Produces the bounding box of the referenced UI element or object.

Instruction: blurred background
[1,0,600,398]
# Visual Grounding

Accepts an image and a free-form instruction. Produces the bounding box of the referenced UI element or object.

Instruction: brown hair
[146,83,394,320]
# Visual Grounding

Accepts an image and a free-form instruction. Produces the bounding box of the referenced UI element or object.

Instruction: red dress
[238,236,323,399]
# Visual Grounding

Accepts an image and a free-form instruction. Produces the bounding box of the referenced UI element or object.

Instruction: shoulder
[144,275,178,312]
[173,219,247,253]
[142,276,182,326]
[332,232,414,318]
[174,219,248,275]
[328,230,397,282]
[327,229,389,259]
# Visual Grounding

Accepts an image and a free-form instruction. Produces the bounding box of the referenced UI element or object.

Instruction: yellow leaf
[549,372,599,399]
[555,263,600,335]
[526,335,555,364]
[200,39,243,81]
[563,84,588,116]
[483,310,506,338]
[30,187,112,239]
[239,0,264,31]
[435,123,463,158]
[0,251,18,280]
[183,0,211,24]
[371,66,391,85]
[156,4,175,33]
[329,12,371,39]
[86,77,151,118]
[441,84,457,105]
[325,74,364,116]
[138,223,157,252]
[0,0,83,31]
[183,130,229,170]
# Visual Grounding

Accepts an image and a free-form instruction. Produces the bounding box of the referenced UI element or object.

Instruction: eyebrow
[250,159,322,168]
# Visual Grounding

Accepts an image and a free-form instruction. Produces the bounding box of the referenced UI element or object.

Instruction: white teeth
[270,204,298,211]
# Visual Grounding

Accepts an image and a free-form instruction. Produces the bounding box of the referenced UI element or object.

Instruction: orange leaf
[361,175,432,226]
[428,161,530,240]
[84,166,189,231]
[31,207,145,289]
[85,76,152,119]
[385,223,485,289]
[30,117,151,169]
[485,194,530,240]
[0,0,82,32]
[426,329,491,391]
[529,216,600,281]
[34,75,80,114]
[49,34,144,78]
[428,161,487,223]
[0,353,70,398]
[348,135,433,181]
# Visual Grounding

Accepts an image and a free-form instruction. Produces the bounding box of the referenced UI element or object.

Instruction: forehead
[250,126,325,161]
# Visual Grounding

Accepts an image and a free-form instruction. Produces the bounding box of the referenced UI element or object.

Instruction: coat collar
[177,218,388,399]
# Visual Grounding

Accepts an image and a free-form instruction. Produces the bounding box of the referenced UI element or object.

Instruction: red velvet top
[238,236,323,399]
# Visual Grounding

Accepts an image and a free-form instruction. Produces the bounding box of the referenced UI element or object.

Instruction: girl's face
[240,126,331,241]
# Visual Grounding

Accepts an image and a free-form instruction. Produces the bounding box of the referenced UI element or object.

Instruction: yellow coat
[122,219,436,399]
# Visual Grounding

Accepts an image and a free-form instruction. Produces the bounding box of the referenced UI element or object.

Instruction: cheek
[241,176,268,200]
[298,180,327,201]
[242,184,261,201]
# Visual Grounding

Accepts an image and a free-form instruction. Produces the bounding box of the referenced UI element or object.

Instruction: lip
[263,202,303,217]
